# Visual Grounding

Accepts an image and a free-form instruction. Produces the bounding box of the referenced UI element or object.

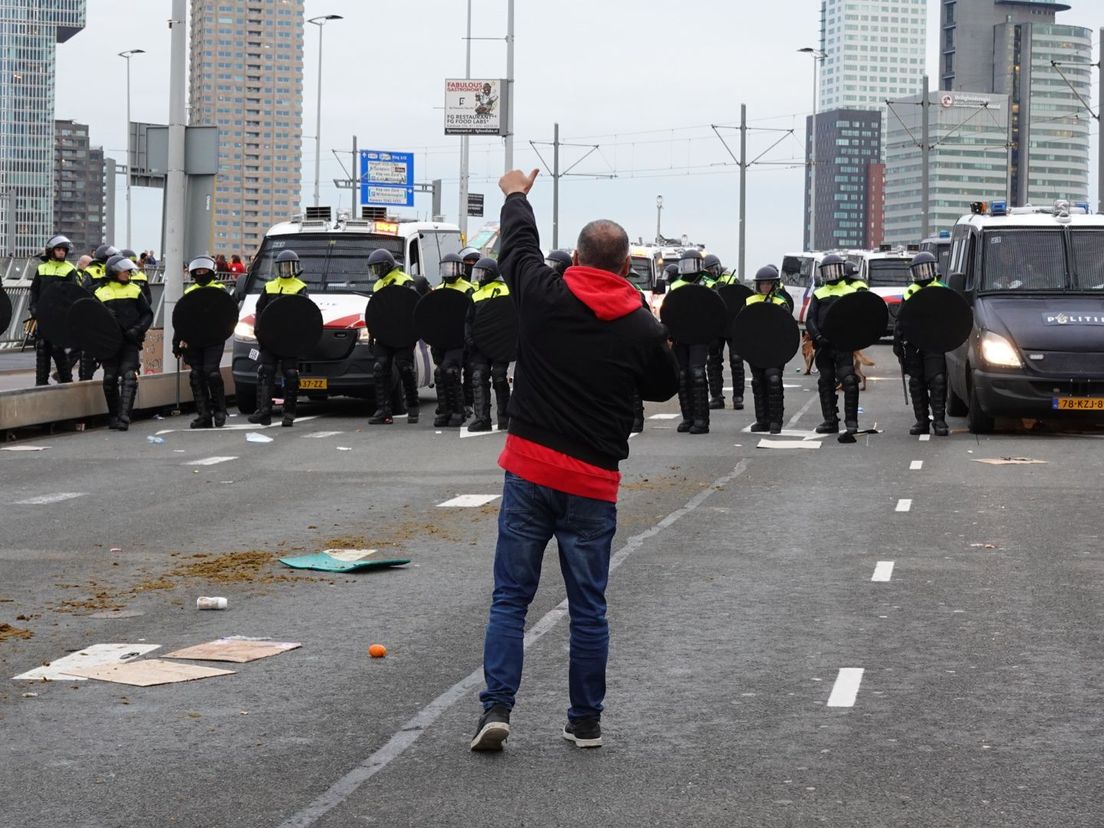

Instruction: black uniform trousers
[184,343,226,422]
[903,344,948,425]
[750,365,784,428]
[256,347,300,418]
[370,342,418,416]
[102,342,141,423]
[35,335,71,385]
[468,349,510,427]
[815,346,860,428]
[431,345,466,423]
[673,342,709,430]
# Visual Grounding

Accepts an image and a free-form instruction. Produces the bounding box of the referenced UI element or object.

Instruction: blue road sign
[360,150,414,207]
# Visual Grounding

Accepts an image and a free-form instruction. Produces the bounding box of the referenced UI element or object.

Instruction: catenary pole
[161,0,187,375]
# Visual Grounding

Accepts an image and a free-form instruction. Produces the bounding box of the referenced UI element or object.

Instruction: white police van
[944,200,1104,432]
[231,210,462,413]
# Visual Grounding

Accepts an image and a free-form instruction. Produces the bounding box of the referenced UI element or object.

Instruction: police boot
[400,364,419,424]
[749,375,769,432]
[208,371,228,427]
[676,370,692,433]
[447,367,466,428]
[189,369,212,429]
[248,370,273,425]
[433,367,451,427]
[53,345,73,383]
[78,351,97,381]
[368,361,393,425]
[462,362,474,417]
[468,366,492,432]
[492,366,510,431]
[118,373,138,432]
[689,366,710,435]
[631,391,644,434]
[767,374,785,435]
[103,376,121,430]
[908,375,929,435]
[34,339,51,386]
[281,371,299,427]
[730,355,745,410]
[707,344,725,409]
[929,373,949,436]
[841,374,860,434]
[815,382,840,433]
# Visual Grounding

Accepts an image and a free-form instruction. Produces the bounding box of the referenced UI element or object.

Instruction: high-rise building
[0,1,86,257]
[53,119,104,256]
[189,0,304,258]
[804,109,883,251]
[939,0,1091,207]
[883,90,1011,245]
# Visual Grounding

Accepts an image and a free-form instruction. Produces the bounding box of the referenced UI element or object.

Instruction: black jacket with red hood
[498,193,678,480]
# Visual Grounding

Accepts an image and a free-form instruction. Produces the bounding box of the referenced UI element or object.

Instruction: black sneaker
[470,705,511,751]
[562,718,602,748]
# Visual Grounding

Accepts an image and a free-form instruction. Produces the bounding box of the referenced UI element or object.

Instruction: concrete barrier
[0,367,236,431]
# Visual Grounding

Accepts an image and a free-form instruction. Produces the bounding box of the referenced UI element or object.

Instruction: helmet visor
[677,257,701,276]
[820,262,846,282]
[912,261,938,282]
[275,259,298,279]
[440,260,463,279]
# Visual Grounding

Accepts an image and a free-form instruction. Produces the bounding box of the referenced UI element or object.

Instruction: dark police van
[945,200,1104,433]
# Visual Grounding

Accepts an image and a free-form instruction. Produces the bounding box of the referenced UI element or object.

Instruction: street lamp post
[118,49,145,249]
[656,195,663,243]
[308,15,343,208]
[799,47,824,251]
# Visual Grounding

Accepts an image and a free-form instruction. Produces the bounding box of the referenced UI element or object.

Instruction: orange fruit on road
[368,644,388,658]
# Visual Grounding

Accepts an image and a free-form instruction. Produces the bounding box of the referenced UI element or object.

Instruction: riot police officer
[173,256,230,429]
[431,252,475,427]
[745,265,790,434]
[544,249,572,277]
[460,247,482,280]
[367,248,420,425]
[97,255,153,431]
[120,248,151,303]
[78,243,118,380]
[466,257,511,432]
[249,249,308,427]
[706,253,745,411]
[895,251,949,436]
[805,253,869,436]
[29,234,79,385]
[667,249,711,434]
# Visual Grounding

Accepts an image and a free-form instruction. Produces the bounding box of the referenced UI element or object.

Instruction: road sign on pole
[467,193,484,217]
[359,150,414,207]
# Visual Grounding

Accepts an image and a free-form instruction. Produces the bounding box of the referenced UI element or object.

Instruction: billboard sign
[445,79,508,136]
[359,150,414,207]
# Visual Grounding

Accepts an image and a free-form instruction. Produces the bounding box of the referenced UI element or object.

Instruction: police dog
[801,333,874,391]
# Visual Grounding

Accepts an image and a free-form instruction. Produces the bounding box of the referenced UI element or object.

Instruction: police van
[231,210,462,413]
[780,251,824,325]
[628,243,663,315]
[944,200,1104,432]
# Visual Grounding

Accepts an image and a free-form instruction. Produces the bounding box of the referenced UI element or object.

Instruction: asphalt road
[2,342,1103,827]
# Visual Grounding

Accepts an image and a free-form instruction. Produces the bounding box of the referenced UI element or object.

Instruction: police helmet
[544,249,572,275]
[274,249,301,279]
[702,253,723,277]
[439,252,465,281]
[754,264,781,286]
[105,254,137,280]
[663,263,679,281]
[46,234,72,256]
[677,249,704,278]
[845,262,859,277]
[910,251,938,284]
[189,255,217,284]
[121,248,138,262]
[472,257,500,286]
[367,248,397,280]
[459,246,481,263]
[94,244,119,263]
[818,253,848,283]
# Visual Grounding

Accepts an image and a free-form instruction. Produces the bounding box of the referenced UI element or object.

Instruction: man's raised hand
[499,168,540,197]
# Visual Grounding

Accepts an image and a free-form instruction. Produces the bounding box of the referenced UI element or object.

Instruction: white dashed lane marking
[827,668,865,707]
[895,499,912,512]
[15,492,86,505]
[183,456,238,466]
[872,561,895,582]
[302,431,343,439]
[918,434,931,442]
[436,494,501,508]
[909,460,923,470]
[648,413,680,420]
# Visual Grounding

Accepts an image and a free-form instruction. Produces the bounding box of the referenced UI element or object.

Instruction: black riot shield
[173,288,239,349]
[414,289,471,350]
[659,283,727,345]
[35,280,89,348]
[0,286,11,335]
[717,283,753,339]
[730,302,801,369]
[365,285,420,348]
[472,297,518,363]
[821,290,888,352]
[896,287,973,353]
[256,293,323,359]
[67,297,123,360]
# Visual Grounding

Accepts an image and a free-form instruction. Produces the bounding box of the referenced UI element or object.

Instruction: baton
[897,354,909,405]
[172,355,182,416]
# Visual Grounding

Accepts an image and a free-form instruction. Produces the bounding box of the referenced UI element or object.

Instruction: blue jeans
[480,471,618,721]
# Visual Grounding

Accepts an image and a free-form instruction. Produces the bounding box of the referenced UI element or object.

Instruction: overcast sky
[55,0,1101,267]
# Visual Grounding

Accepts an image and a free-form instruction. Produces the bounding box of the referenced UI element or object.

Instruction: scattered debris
[973,457,1047,465]
[279,549,410,573]
[0,623,33,642]
[164,638,300,664]
[146,436,165,444]
[0,445,48,452]
[368,644,388,658]
[969,543,999,549]
[757,439,820,450]
[89,609,144,619]
[245,432,273,443]
[336,446,352,451]
[171,551,278,583]
[196,596,228,610]
[13,643,159,681]
[21,692,38,698]
[65,659,234,687]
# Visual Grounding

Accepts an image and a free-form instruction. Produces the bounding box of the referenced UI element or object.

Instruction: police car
[231,210,462,413]
[628,243,664,316]
[780,251,824,325]
[944,200,1104,432]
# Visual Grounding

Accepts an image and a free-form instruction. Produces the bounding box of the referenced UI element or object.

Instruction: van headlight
[979,331,1021,368]
[233,320,257,343]
[358,327,371,343]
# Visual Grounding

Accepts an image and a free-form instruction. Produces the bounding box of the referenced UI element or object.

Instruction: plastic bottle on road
[196,596,228,610]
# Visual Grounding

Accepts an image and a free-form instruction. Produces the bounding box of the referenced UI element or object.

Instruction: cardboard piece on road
[0,287,11,334]
[66,658,234,686]
[414,288,471,349]
[472,296,518,362]
[279,549,410,573]
[973,457,1048,465]
[756,439,821,450]
[821,290,888,352]
[365,285,420,348]
[896,286,973,353]
[0,446,49,452]
[660,283,727,344]
[163,638,301,664]
[12,643,160,681]
[68,297,123,360]
[173,287,238,348]
[34,280,88,347]
[730,302,800,368]
[256,293,323,358]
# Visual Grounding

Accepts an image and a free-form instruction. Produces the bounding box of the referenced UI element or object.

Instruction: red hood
[562,265,642,321]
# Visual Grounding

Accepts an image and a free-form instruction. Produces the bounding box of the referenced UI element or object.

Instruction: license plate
[1052,396,1104,411]
[300,378,328,390]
